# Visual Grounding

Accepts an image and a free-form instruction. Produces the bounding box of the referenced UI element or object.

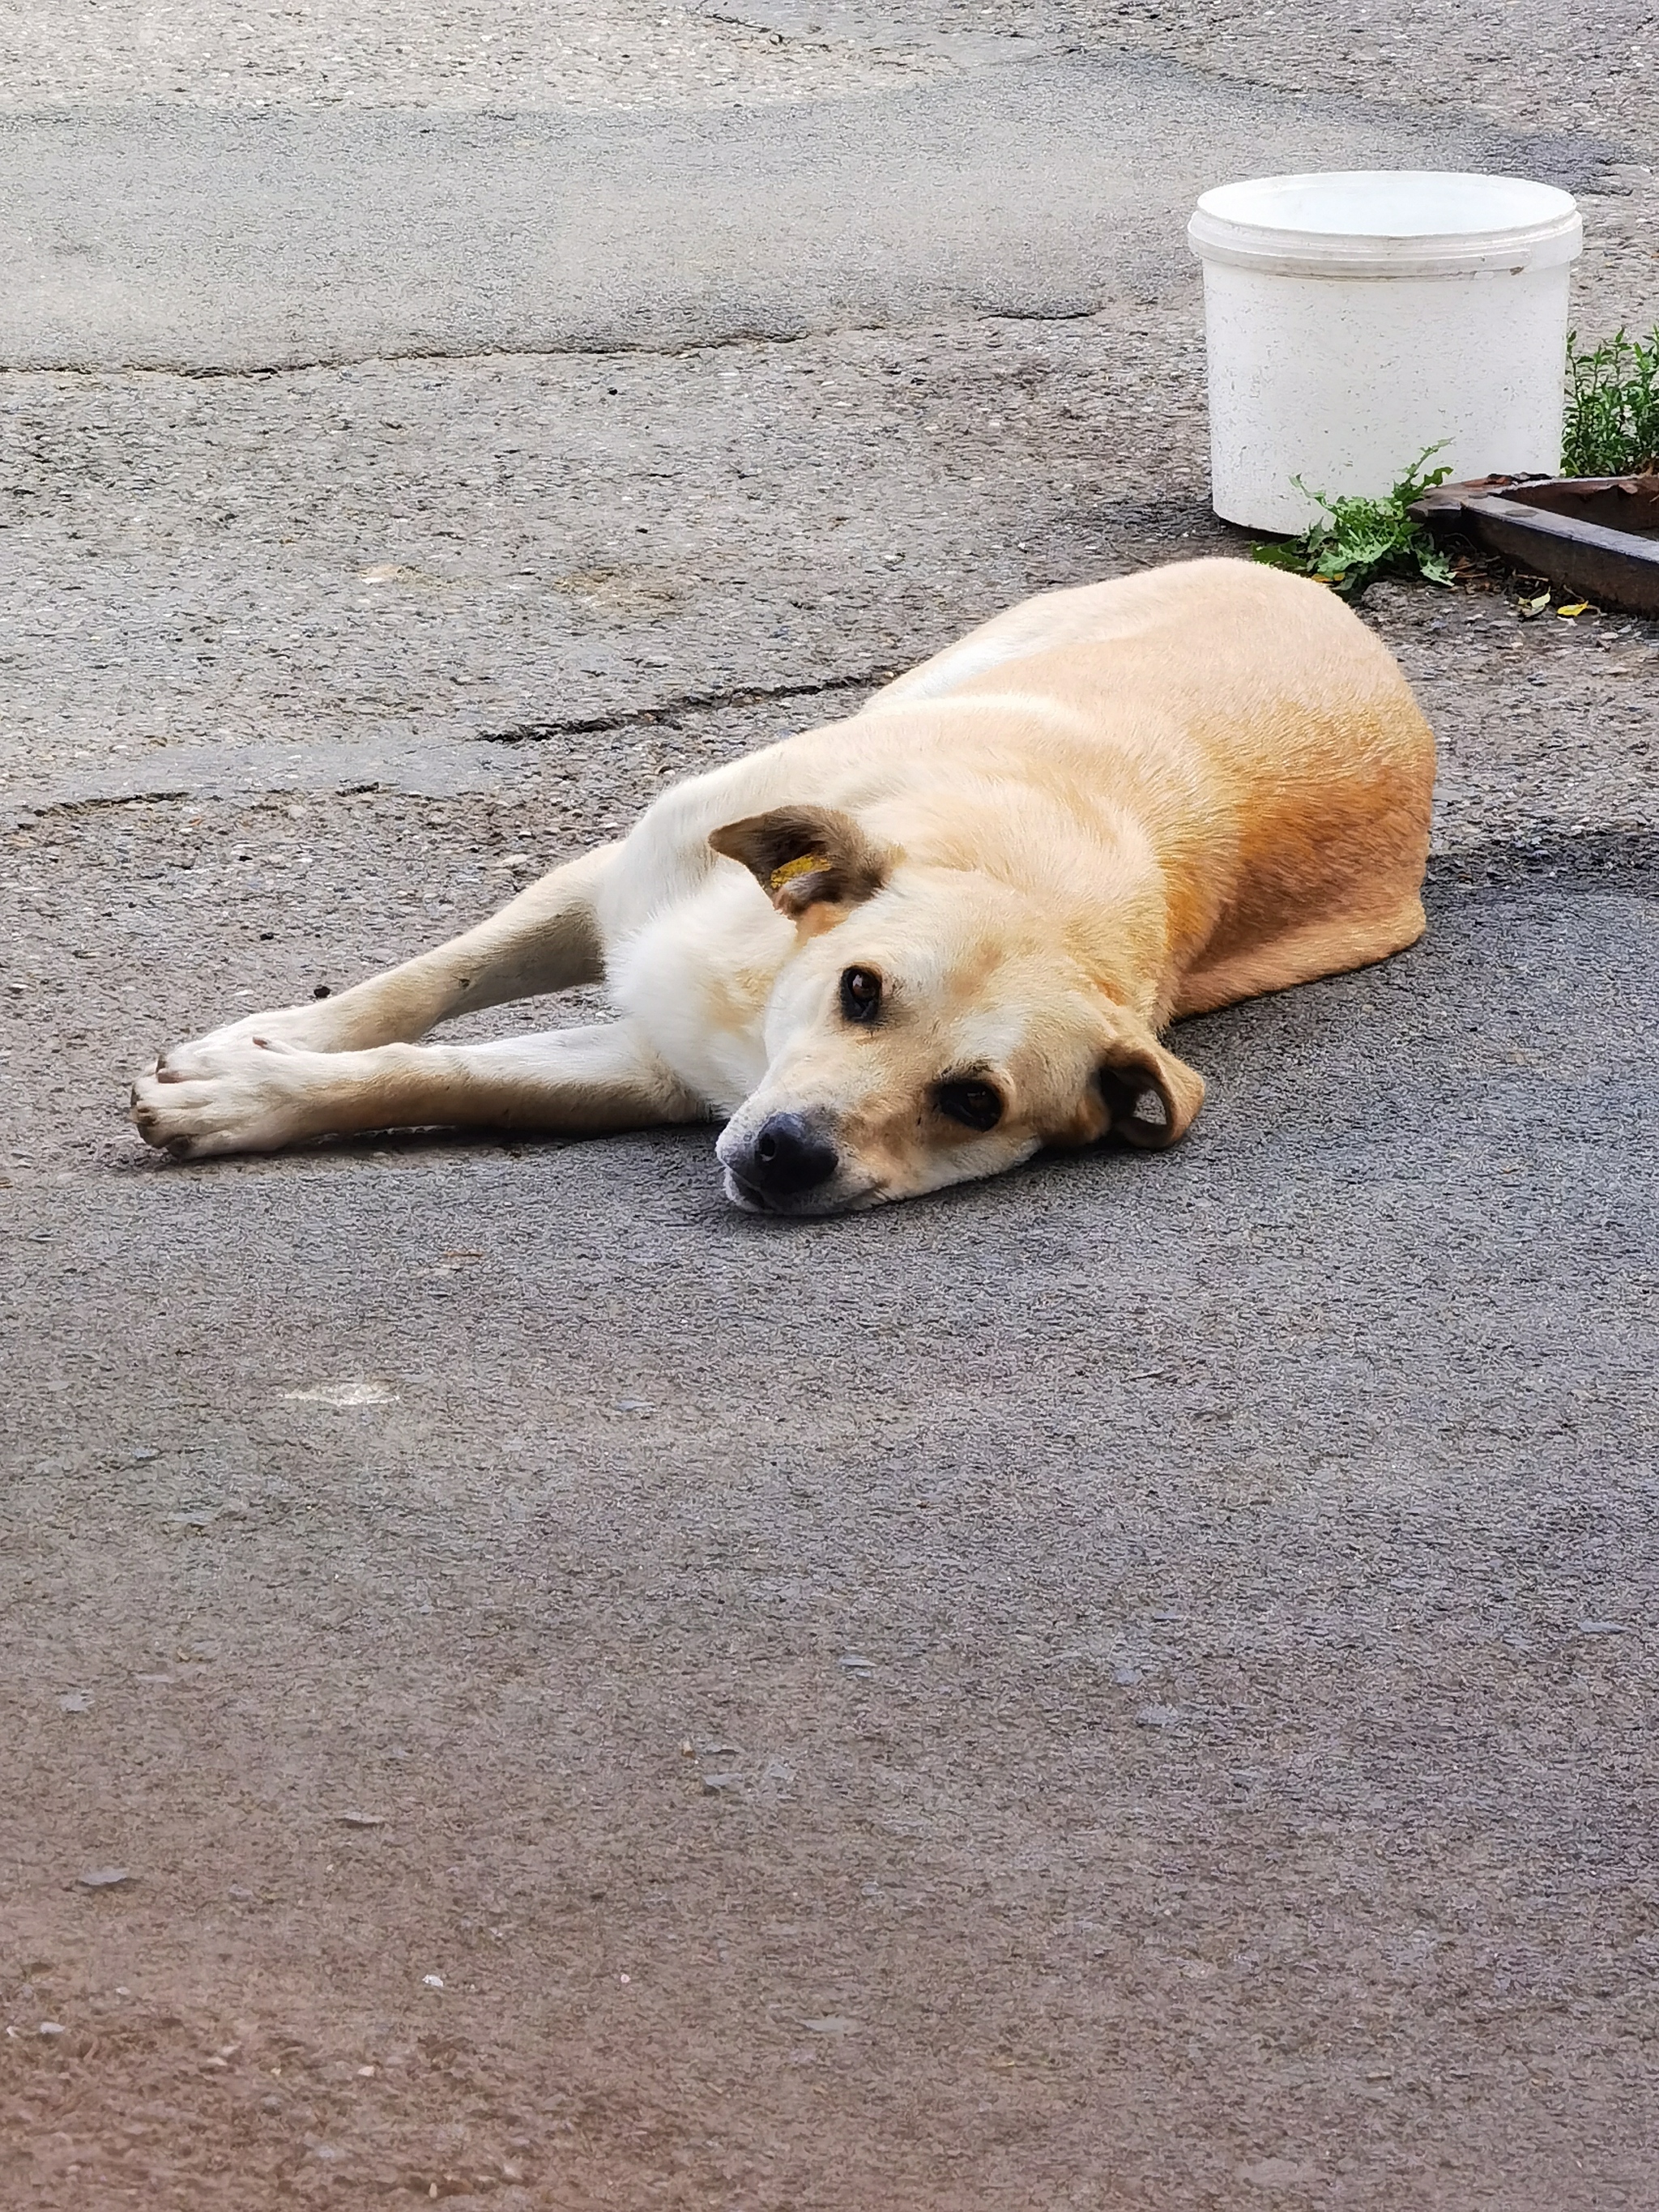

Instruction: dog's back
[859,559,1435,996]
[868,559,1429,804]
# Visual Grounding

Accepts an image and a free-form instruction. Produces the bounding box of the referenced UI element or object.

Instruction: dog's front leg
[130,1018,702,1161]
[171,842,621,1060]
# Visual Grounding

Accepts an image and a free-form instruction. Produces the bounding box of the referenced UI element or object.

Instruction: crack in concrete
[11,787,195,821]
[11,778,1655,901]
[9,782,369,823]
[476,668,898,744]
[16,307,1104,383]
[162,334,819,377]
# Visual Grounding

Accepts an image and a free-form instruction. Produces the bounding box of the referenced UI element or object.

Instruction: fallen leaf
[284,1380,399,1406]
[1240,2157,1316,2189]
[1556,601,1589,617]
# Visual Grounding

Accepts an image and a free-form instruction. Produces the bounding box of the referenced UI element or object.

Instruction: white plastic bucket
[1188,171,1583,533]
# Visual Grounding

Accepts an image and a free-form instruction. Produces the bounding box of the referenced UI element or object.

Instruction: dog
[130,557,1435,1213]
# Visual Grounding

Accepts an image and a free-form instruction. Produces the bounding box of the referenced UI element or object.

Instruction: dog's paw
[130,1036,326,1160]
[192,1000,346,1055]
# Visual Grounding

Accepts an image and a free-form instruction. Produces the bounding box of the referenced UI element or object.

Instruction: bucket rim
[1188,169,1582,279]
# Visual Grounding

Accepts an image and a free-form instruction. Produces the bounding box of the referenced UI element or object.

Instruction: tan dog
[130,558,1435,1213]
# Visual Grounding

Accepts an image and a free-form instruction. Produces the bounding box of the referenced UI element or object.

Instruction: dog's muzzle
[723,1110,840,1208]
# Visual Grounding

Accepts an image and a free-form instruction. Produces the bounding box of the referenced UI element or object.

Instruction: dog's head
[708,803,1205,1214]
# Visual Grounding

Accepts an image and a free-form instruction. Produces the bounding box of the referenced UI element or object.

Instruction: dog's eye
[840,967,882,1023]
[934,1080,1003,1132]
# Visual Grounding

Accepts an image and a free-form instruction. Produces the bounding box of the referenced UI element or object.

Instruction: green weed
[1250,446,1455,599]
[1562,326,1659,477]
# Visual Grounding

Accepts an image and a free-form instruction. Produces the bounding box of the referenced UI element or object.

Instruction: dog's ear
[709,805,894,923]
[1095,1025,1205,1150]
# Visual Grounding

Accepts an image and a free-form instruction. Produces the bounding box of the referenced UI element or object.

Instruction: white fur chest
[603,872,787,1116]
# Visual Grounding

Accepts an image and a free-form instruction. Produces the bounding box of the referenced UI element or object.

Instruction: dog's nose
[740,1112,839,1199]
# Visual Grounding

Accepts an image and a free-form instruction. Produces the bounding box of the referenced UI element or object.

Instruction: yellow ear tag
[768,852,829,893]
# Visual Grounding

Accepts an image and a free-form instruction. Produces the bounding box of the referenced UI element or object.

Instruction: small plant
[1562,326,1659,477]
[1251,447,1455,599]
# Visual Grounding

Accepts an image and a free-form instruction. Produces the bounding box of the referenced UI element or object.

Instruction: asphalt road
[2,4,1657,2208]
[1,69,1607,373]
[5,852,1656,2207]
